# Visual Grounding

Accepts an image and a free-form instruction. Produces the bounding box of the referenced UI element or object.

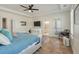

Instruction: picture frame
[20,21,26,26]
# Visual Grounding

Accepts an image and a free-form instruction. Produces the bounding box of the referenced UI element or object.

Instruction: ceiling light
[44,21,49,24]
[28,10,31,12]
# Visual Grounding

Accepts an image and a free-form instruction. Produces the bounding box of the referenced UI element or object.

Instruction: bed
[0,33,41,54]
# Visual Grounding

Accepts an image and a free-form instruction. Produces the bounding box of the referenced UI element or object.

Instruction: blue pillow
[1,29,13,41]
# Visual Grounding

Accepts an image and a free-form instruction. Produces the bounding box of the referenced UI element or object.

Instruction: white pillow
[0,33,11,45]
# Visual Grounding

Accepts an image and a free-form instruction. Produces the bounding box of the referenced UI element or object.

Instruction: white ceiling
[0,4,72,17]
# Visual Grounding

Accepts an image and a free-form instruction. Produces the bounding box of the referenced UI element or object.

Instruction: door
[2,18,7,29]
[52,18,62,37]
[43,21,50,36]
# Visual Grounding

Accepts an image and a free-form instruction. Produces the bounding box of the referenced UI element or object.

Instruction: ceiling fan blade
[31,4,34,7]
[31,10,33,12]
[29,4,34,10]
[29,4,34,7]
[32,9,39,10]
[24,9,28,11]
[20,5,28,9]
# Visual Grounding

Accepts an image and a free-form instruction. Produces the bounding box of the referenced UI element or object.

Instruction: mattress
[0,33,40,54]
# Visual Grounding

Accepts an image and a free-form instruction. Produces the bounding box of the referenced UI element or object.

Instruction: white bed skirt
[19,41,41,54]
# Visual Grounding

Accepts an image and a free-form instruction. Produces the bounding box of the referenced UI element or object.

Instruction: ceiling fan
[20,4,39,12]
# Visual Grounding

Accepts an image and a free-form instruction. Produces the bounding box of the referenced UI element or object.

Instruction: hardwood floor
[35,36,73,54]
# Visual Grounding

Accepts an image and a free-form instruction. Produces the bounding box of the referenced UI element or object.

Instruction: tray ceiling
[0,4,72,17]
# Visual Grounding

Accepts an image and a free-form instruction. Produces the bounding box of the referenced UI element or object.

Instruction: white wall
[33,11,70,37]
[0,9,71,37]
[12,18,33,33]
[0,10,33,33]
[70,5,79,53]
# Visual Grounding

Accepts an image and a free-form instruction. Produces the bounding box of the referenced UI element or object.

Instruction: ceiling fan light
[28,10,31,12]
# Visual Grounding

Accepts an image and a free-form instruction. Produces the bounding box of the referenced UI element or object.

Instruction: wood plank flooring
[35,36,73,54]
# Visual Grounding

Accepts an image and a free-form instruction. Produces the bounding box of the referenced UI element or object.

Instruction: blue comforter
[0,33,40,54]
